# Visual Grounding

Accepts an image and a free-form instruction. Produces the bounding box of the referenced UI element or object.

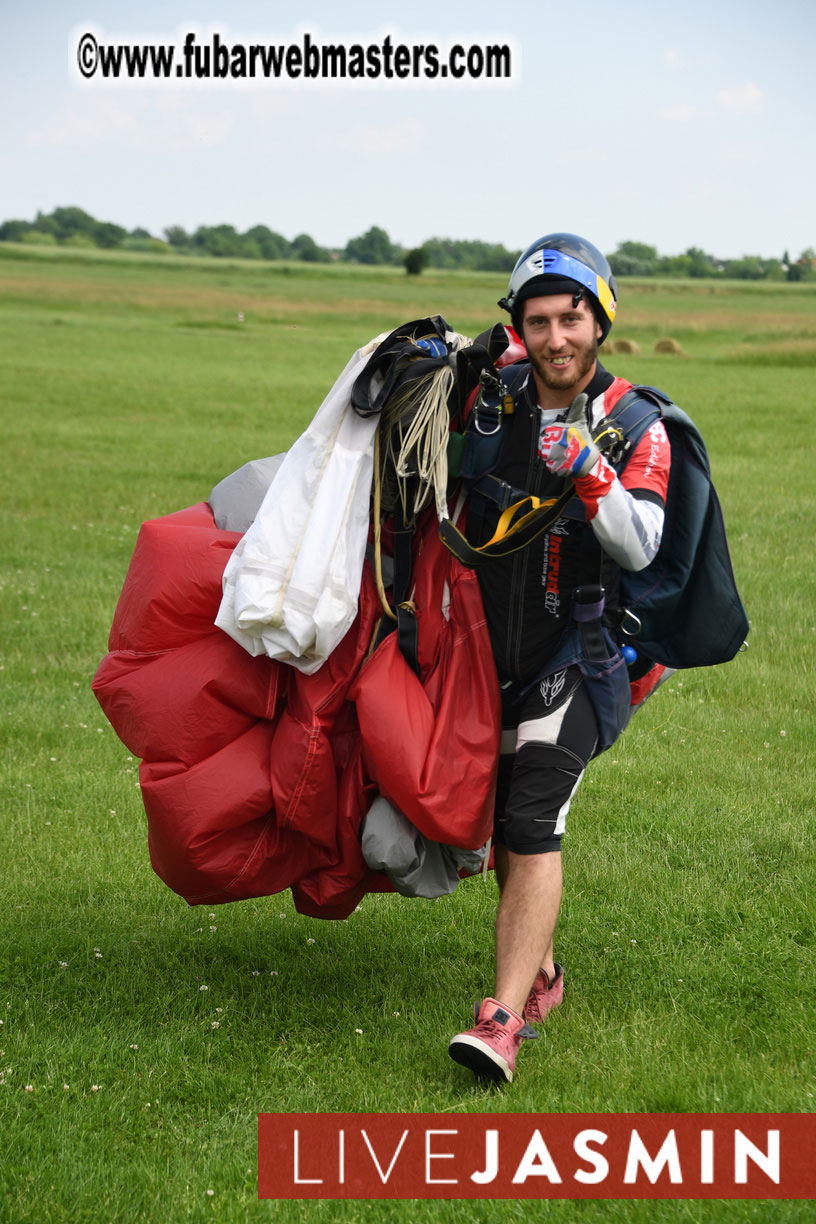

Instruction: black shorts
[494,666,599,855]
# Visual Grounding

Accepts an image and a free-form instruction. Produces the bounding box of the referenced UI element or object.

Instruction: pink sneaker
[448,998,527,1083]
[523,964,564,1022]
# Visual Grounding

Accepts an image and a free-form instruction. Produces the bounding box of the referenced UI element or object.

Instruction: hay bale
[654,337,683,355]
[612,338,640,355]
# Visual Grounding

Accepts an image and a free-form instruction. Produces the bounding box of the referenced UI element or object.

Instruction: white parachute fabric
[215,336,384,673]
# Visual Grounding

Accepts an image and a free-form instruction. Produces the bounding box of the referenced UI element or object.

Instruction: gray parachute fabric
[209,455,286,534]
[361,796,486,899]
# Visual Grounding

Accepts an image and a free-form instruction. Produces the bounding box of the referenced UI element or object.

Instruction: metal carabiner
[620,608,642,637]
[473,410,502,437]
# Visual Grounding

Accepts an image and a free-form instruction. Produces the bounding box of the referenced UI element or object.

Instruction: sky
[1,0,814,260]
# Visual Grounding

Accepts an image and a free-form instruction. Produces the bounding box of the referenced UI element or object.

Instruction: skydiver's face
[522,294,601,402]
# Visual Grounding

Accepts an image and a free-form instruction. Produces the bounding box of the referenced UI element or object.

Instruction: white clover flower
[199,985,209,992]
[307,938,315,945]
[25,1084,34,1092]
[355,1028,363,1035]
[211,1021,220,1029]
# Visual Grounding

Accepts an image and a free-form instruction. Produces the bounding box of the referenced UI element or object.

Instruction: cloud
[27,92,233,152]
[716,82,764,115]
[659,105,698,123]
[338,117,423,157]
[662,50,681,67]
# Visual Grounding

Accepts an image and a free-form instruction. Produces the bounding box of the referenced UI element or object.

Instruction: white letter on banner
[734,1130,780,1185]
[361,1129,409,1184]
[293,1129,323,1184]
[511,1130,563,1184]
[624,1129,682,1184]
[471,1129,499,1184]
[573,1130,610,1184]
[700,1129,714,1185]
[425,1130,458,1184]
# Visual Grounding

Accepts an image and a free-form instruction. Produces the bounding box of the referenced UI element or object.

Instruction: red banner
[258,1113,815,1199]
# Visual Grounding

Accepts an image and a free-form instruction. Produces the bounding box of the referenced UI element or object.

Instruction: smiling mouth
[549,355,572,366]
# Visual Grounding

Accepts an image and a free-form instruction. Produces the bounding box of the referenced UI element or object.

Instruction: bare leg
[493,845,562,1016]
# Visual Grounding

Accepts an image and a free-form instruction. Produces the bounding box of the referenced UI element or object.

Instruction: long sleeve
[573,419,671,570]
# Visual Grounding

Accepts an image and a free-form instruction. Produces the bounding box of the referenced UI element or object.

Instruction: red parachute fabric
[93,502,500,919]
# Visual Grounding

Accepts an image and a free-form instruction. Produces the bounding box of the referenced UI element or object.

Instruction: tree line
[1,207,813,281]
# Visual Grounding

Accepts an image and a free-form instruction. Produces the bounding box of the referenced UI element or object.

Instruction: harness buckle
[473,410,503,437]
[472,368,513,436]
[620,608,642,637]
[595,421,629,465]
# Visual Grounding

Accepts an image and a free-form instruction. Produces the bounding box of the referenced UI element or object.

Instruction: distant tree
[608,241,659,277]
[48,206,97,241]
[130,226,152,239]
[192,224,245,258]
[0,219,32,241]
[403,246,427,276]
[659,253,693,277]
[722,255,766,280]
[32,212,60,237]
[420,237,458,269]
[417,236,517,272]
[684,246,720,278]
[345,225,397,265]
[244,224,289,260]
[94,221,127,249]
[164,225,192,249]
[290,232,328,262]
[785,247,816,282]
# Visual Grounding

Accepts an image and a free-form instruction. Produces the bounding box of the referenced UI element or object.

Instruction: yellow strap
[481,495,558,549]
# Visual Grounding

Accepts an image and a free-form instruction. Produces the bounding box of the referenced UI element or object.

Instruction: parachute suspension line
[379,364,455,525]
[372,427,398,623]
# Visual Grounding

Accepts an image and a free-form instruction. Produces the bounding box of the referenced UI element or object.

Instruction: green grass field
[1,244,814,1223]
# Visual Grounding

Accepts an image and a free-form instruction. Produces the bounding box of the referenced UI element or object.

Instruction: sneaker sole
[448,1035,513,1083]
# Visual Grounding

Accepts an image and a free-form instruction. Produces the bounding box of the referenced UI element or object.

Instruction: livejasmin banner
[258,1113,815,1200]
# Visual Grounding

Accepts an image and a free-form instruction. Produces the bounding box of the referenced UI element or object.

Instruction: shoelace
[474,1018,510,1039]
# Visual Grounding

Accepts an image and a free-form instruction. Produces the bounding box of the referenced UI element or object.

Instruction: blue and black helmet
[499,233,618,343]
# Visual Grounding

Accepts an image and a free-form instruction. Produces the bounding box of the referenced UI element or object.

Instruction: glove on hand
[545,393,601,478]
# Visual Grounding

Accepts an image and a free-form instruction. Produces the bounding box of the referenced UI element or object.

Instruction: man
[448,233,671,1083]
